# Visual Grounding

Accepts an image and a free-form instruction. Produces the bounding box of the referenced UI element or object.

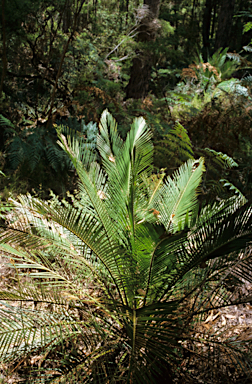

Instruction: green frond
[154,122,194,172]
[154,158,205,232]
[226,52,243,64]
[194,196,246,229]
[210,47,229,68]
[7,136,27,170]
[243,45,252,53]
[219,179,246,202]
[167,121,194,159]
[45,139,69,171]
[0,114,15,129]
[203,148,238,168]
[241,74,252,86]
[97,109,123,159]
[0,302,81,361]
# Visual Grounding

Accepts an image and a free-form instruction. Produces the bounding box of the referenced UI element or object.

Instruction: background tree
[125,0,161,99]
[214,0,236,51]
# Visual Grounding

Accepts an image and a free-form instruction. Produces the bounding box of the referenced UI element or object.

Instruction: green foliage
[1,111,252,382]
[210,48,241,80]
[58,117,98,152]
[159,19,174,36]
[202,148,238,169]
[152,117,241,200]
[11,118,95,172]
[219,179,246,203]
[0,114,99,196]
[0,115,15,130]
[168,47,251,122]
[182,93,252,198]
[1,0,251,201]
[0,171,12,220]
[7,125,67,173]
[243,21,252,34]
[215,78,249,97]
[154,121,193,172]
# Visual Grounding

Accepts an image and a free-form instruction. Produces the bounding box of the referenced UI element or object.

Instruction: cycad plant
[1,111,252,383]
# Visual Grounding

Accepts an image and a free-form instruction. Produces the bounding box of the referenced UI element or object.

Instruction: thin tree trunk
[144,0,160,18]
[0,0,7,98]
[214,0,235,51]
[202,0,212,61]
[191,0,196,21]
[211,0,217,38]
[125,0,161,99]
[46,0,85,126]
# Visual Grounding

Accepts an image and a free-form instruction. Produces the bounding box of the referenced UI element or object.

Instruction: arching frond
[153,158,205,232]
[203,148,238,168]
[97,109,123,159]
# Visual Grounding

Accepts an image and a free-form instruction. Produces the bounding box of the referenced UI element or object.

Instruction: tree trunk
[202,0,212,61]
[229,0,251,52]
[0,0,7,98]
[125,0,160,99]
[46,0,85,126]
[214,0,236,51]
[211,0,217,39]
[144,0,160,18]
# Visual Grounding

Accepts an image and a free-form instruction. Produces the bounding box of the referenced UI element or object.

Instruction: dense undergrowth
[1,84,252,202]
[1,0,252,200]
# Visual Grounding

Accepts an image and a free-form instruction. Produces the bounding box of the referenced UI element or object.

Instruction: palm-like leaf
[153,157,205,232]
[0,110,252,382]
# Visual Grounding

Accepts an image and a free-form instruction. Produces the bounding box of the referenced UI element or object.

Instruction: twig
[105,27,139,60]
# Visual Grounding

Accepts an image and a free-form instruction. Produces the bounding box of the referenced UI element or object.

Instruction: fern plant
[0,110,252,382]
[58,117,98,151]
[169,47,252,122]
[154,121,194,172]
[0,114,99,195]
[154,121,241,200]
[6,118,98,174]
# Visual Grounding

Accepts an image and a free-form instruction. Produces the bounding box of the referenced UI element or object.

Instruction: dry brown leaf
[225,314,237,319]
[221,315,227,326]
[205,311,220,323]
[30,355,44,365]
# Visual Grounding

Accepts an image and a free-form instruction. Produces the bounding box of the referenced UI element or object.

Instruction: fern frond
[0,115,15,129]
[243,45,252,52]
[167,122,194,158]
[203,148,238,168]
[227,52,243,64]
[241,74,252,86]
[219,179,246,202]
[154,122,194,172]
